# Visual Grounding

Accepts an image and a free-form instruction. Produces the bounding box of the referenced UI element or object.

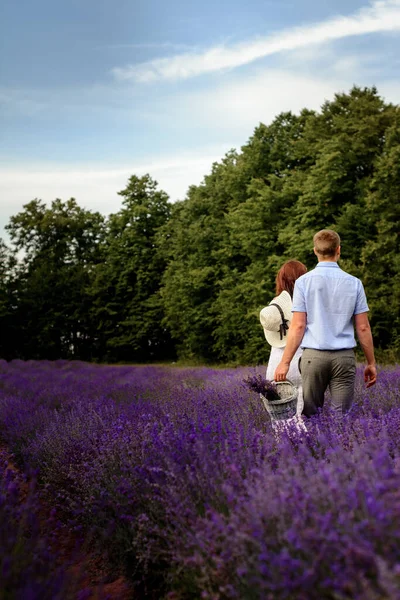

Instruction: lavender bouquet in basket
[243,374,280,400]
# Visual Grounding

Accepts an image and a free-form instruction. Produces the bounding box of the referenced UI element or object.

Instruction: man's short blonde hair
[313,229,341,257]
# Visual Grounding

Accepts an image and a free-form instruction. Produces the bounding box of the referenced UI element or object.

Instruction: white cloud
[178,70,343,133]
[3,68,400,243]
[159,66,400,138]
[3,46,400,243]
[112,0,400,82]
[0,151,228,239]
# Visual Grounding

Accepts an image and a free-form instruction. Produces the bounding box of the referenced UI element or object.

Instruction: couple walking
[260,230,377,423]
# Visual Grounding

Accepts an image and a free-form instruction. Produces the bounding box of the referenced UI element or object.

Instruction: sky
[1,0,400,241]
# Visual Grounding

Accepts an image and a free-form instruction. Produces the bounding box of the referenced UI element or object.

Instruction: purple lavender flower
[243,373,280,400]
[0,360,400,598]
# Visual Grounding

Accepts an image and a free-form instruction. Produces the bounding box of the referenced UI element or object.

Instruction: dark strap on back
[269,303,289,341]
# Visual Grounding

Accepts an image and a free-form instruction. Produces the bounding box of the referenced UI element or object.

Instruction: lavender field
[1,360,400,599]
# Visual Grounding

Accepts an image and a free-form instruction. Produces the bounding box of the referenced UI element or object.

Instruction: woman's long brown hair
[275,260,307,298]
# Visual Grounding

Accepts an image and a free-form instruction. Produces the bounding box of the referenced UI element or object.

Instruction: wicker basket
[260,380,298,422]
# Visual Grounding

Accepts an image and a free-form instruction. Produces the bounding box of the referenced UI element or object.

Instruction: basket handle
[273,378,295,386]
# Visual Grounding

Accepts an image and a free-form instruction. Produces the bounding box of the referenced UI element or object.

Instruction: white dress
[266,346,304,416]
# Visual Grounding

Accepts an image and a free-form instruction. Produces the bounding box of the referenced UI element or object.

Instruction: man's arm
[354,312,377,388]
[274,312,306,381]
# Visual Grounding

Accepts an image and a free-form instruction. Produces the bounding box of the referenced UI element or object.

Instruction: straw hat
[259,290,292,348]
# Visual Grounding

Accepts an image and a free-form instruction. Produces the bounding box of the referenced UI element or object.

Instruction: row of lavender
[0,461,68,599]
[1,359,400,599]
[0,444,96,599]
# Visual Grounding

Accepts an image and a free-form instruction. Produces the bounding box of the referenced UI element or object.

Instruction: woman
[260,260,307,420]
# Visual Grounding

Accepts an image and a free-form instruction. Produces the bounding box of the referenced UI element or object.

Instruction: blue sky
[1,0,400,239]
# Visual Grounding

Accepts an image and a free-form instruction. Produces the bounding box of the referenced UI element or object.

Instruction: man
[274,229,377,417]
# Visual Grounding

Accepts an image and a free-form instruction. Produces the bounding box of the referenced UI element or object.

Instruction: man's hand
[364,364,377,388]
[274,361,290,382]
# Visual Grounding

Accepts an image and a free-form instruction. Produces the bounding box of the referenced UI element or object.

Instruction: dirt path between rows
[0,443,133,599]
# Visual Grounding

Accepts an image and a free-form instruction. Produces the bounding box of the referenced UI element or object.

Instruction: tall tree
[278,87,395,263]
[6,199,105,359]
[210,112,315,363]
[160,152,246,362]
[0,240,19,359]
[90,174,173,362]
[360,115,400,351]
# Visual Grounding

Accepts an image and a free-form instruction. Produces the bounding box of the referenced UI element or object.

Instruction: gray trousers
[300,348,356,417]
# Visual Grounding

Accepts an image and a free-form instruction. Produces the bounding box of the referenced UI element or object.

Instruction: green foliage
[361,115,400,351]
[0,240,19,358]
[1,87,399,363]
[159,87,400,362]
[4,198,105,359]
[89,174,174,362]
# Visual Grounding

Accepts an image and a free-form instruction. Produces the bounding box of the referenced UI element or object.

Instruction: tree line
[1,87,399,364]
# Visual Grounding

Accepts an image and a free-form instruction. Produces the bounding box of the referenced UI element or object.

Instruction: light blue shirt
[292,262,369,350]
